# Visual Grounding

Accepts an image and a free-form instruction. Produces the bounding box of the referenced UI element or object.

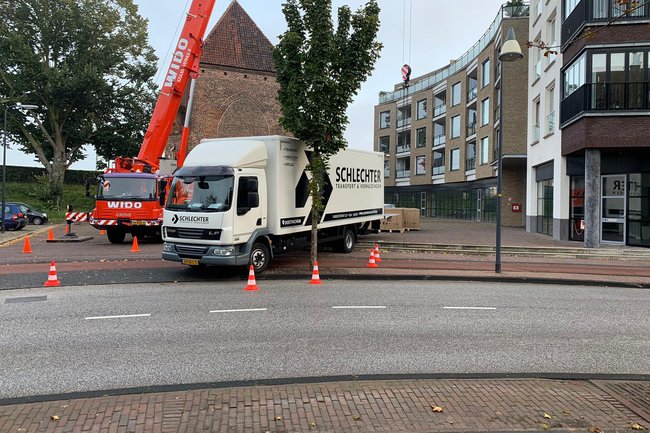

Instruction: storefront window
[537,179,554,236]
[628,173,650,247]
[570,176,585,241]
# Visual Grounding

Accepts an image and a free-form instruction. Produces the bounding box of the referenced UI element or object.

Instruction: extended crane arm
[129,0,217,172]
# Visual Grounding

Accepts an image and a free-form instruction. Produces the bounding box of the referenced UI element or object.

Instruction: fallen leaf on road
[50,415,60,421]
[562,410,570,415]
[275,416,283,421]
[588,426,602,433]
[310,422,317,428]
[540,423,550,430]
[352,416,361,421]
[543,412,553,419]
[430,405,444,413]
[631,423,646,430]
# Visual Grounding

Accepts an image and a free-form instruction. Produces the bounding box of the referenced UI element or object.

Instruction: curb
[1,372,648,407]
[0,225,56,247]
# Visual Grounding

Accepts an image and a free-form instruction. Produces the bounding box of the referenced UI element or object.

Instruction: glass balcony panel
[433,134,446,146]
[433,104,446,117]
[546,112,555,133]
[467,122,476,136]
[396,170,411,179]
[534,122,540,141]
[396,144,411,154]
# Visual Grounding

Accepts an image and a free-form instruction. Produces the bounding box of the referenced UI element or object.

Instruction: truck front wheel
[338,227,356,253]
[106,229,126,244]
[250,242,271,274]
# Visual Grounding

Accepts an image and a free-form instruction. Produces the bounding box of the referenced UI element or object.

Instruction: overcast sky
[8,0,507,170]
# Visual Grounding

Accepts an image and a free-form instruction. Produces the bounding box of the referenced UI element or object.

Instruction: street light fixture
[1,103,40,233]
[495,27,523,273]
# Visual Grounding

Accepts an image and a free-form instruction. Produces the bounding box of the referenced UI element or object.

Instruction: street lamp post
[1,103,40,233]
[495,27,523,273]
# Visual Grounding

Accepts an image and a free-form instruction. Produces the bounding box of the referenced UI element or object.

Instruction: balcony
[396,170,411,179]
[433,134,446,146]
[533,122,540,141]
[433,103,446,117]
[396,144,411,154]
[560,82,650,125]
[467,122,476,137]
[432,165,445,176]
[467,86,478,102]
[397,117,412,128]
[546,111,555,133]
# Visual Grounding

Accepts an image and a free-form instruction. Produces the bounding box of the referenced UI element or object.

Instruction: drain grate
[5,296,48,304]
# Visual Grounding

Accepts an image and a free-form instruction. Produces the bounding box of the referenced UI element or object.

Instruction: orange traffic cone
[309,261,323,285]
[22,236,33,254]
[374,244,382,262]
[131,236,140,252]
[47,228,55,241]
[244,265,259,291]
[367,248,378,268]
[100,229,106,235]
[44,261,61,287]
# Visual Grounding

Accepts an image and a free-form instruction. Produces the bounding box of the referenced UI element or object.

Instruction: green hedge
[5,165,100,184]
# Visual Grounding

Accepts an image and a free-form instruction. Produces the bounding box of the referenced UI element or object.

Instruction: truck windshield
[97,177,157,200]
[166,175,234,212]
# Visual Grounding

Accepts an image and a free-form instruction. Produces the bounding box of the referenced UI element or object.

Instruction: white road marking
[85,314,151,320]
[443,306,497,310]
[332,306,387,309]
[210,308,268,313]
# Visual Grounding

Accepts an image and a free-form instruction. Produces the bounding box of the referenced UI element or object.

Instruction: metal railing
[378,3,529,104]
[396,117,412,128]
[467,122,476,136]
[433,103,446,117]
[467,86,478,101]
[396,144,411,154]
[432,165,445,175]
[560,82,650,125]
[396,170,411,179]
[466,157,476,171]
[433,134,446,146]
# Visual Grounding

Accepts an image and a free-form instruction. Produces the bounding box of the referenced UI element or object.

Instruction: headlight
[212,247,234,256]
[43,213,48,218]
[163,243,173,252]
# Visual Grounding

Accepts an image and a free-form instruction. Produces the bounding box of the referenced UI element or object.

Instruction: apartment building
[557,0,650,247]
[526,0,565,239]
[374,4,530,226]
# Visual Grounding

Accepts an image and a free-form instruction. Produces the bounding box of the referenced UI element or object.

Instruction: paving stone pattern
[0,379,648,433]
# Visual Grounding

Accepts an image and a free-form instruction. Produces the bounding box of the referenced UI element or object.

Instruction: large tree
[0,0,157,206]
[273,0,381,266]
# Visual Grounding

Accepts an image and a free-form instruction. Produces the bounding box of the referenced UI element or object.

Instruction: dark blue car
[2,204,28,231]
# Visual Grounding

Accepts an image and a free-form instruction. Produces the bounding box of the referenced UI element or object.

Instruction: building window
[379,136,390,154]
[467,109,477,136]
[397,105,411,128]
[416,127,427,148]
[466,142,476,171]
[537,179,554,236]
[628,173,650,247]
[532,32,542,81]
[482,59,490,88]
[533,99,540,141]
[451,82,461,106]
[432,150,445,175]
[547,15,557,64]
[546,87,555,134]
[592,0,646,20]
[433,122,446,146]
[450,148,460,171]
[397,130,411,153]
[563,52,586,97]
[588,51,647,111]
[480,98,490,126]
[416,155,426,175]
[451,115,461,138]
[384,160,390,178]
[396,157,410,178]
[480,136,489,165]
[565,0,579,17]
[535,0,542,18]
[417,99,427,119]
[380,111,390,129]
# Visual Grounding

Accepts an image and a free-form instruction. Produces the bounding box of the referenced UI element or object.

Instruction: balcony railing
[396,117,412,128]
[466,157,476,171]
[396,170,411,179]
[433,103,446,117]
[534,60,541,81]
[546,111,555,133]
[467,122,476,136]
[432,165,445,175]
[533,122,540,141]
[433,134,446,146]
[560,82,650,125]
[467,86,478,102]
[396,144,411,154]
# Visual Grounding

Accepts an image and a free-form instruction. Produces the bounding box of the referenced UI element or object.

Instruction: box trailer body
[162,136,384,272]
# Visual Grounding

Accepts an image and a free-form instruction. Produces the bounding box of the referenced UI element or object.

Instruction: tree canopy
[0,0,158,203]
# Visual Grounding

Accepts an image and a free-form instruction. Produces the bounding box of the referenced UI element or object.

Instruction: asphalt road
[1,280,648,399]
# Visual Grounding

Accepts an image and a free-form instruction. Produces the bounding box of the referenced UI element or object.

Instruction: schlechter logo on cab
[170,214,209,224]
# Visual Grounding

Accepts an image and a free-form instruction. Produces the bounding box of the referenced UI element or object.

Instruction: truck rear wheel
[250,242,271,274]
[338,227,356,253]
[106,229,126,244]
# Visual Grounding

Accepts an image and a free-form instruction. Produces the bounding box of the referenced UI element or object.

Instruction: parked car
[2,204,29,231]
[8,202,49,225]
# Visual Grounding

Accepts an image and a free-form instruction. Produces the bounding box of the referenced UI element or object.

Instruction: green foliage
[273,0,381,262]
[5,180,96,221]
[0,0,157,198]
[33,174,64,209]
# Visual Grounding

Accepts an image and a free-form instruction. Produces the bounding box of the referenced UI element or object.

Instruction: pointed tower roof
[201,1,275,73]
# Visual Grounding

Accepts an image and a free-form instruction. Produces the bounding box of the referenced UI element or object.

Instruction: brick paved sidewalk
[1,379,648,433]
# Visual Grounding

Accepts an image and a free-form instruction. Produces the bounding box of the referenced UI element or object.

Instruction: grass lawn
[4,182,96,222]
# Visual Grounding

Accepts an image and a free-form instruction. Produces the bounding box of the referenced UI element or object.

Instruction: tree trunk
[48,152,66,210]
[309,158,324,269]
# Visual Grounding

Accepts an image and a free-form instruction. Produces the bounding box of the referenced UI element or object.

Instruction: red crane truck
[90,0,216,243]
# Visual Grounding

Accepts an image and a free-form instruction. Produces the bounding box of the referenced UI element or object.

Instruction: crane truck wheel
[106,229,126,244]
[338,227,356,253]
[250,242,271,274]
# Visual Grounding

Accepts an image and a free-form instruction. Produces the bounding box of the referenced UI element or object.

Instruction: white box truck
[162,136,384,272]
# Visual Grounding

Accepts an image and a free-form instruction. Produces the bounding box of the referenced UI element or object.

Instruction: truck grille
[175,244,209,256]
[166,227,221,240]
